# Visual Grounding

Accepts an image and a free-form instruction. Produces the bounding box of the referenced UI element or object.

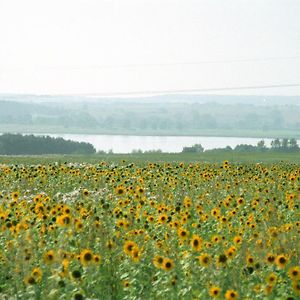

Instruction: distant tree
[257,140,267,152]
[97,150,106,154]
[281,138,289,151]
[132,149,143,154]
[234,144,257,152]
[204,146,232,153]
[288,138,299,151]
[0,134,95,155]
[257,140,266,150]
[182,144,204,153]
[144,149,162,153]
[270,138,299,152]
[271,138,281,150]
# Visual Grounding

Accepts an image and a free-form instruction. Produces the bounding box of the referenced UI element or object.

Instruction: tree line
[0,134,96,155]
[1,100,300,134]
[182,138,299,153]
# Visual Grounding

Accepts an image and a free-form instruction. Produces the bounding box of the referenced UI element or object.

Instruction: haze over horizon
[1,0,300,96]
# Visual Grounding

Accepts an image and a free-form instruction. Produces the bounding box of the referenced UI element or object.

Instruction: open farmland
[0,159,299,299]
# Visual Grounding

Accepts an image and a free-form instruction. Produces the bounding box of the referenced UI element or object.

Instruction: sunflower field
[0,160,299,299]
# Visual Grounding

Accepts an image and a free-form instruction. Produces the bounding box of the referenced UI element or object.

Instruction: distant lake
[34,134,280,153]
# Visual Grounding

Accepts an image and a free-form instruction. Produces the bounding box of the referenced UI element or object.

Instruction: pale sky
[0,0,300,95]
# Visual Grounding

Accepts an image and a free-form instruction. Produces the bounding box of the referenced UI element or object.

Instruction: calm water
[43,134,277,153]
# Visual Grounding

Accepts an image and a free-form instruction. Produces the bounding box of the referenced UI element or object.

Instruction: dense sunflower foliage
[0,161,299,299]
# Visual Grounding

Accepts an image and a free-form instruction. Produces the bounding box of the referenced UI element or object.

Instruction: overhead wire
[82,83,300,97]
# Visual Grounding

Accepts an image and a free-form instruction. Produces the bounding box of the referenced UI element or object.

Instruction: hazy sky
[0,0,300,95]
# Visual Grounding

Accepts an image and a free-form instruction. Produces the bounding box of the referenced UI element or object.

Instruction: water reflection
[44,134,278,153]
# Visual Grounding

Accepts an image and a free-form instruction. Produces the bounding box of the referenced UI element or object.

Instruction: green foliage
[182,144,204,153]
[204,139,299,154]
[270,138,300,152]
[0,134,96,155]
[0,160,299,299]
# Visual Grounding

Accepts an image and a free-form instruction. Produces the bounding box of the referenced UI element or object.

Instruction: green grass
[1,151,300,165]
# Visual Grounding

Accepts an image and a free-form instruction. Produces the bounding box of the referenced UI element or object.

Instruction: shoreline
[1,128,299,139]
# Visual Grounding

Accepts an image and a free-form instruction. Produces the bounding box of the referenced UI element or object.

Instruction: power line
[83,83,300,97]
[62,56,300,70]
[90,56,300,69]
[2,56,300,71]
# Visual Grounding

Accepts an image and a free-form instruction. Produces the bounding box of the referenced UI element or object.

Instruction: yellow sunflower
[161,258,174,271]
[80,249,93,266]
[123,240,138,255]
[209,286,221,298]
[225,289,238,300]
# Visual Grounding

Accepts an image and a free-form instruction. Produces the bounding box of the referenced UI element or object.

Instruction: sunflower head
[177,228,189,240]
[162,258,174,271]
[116,186,125,196]
[275,254,289,269]
[225,289,238,300]
[11,191,19,200]
[80,249,93,266]
[265,253,275,264]
[130,248,141,263]
[123,240,138,255]
[198,253,211,267]
[209,286,221,298]
[266,272,277,284]
[292,280,300,295]
[82,189,89,197]
[44,250,55,264]
[288,266,300,281]
[24,275,36,285]
[153,255,164,269]
[31,267,42,282]
[190,235,202,251]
